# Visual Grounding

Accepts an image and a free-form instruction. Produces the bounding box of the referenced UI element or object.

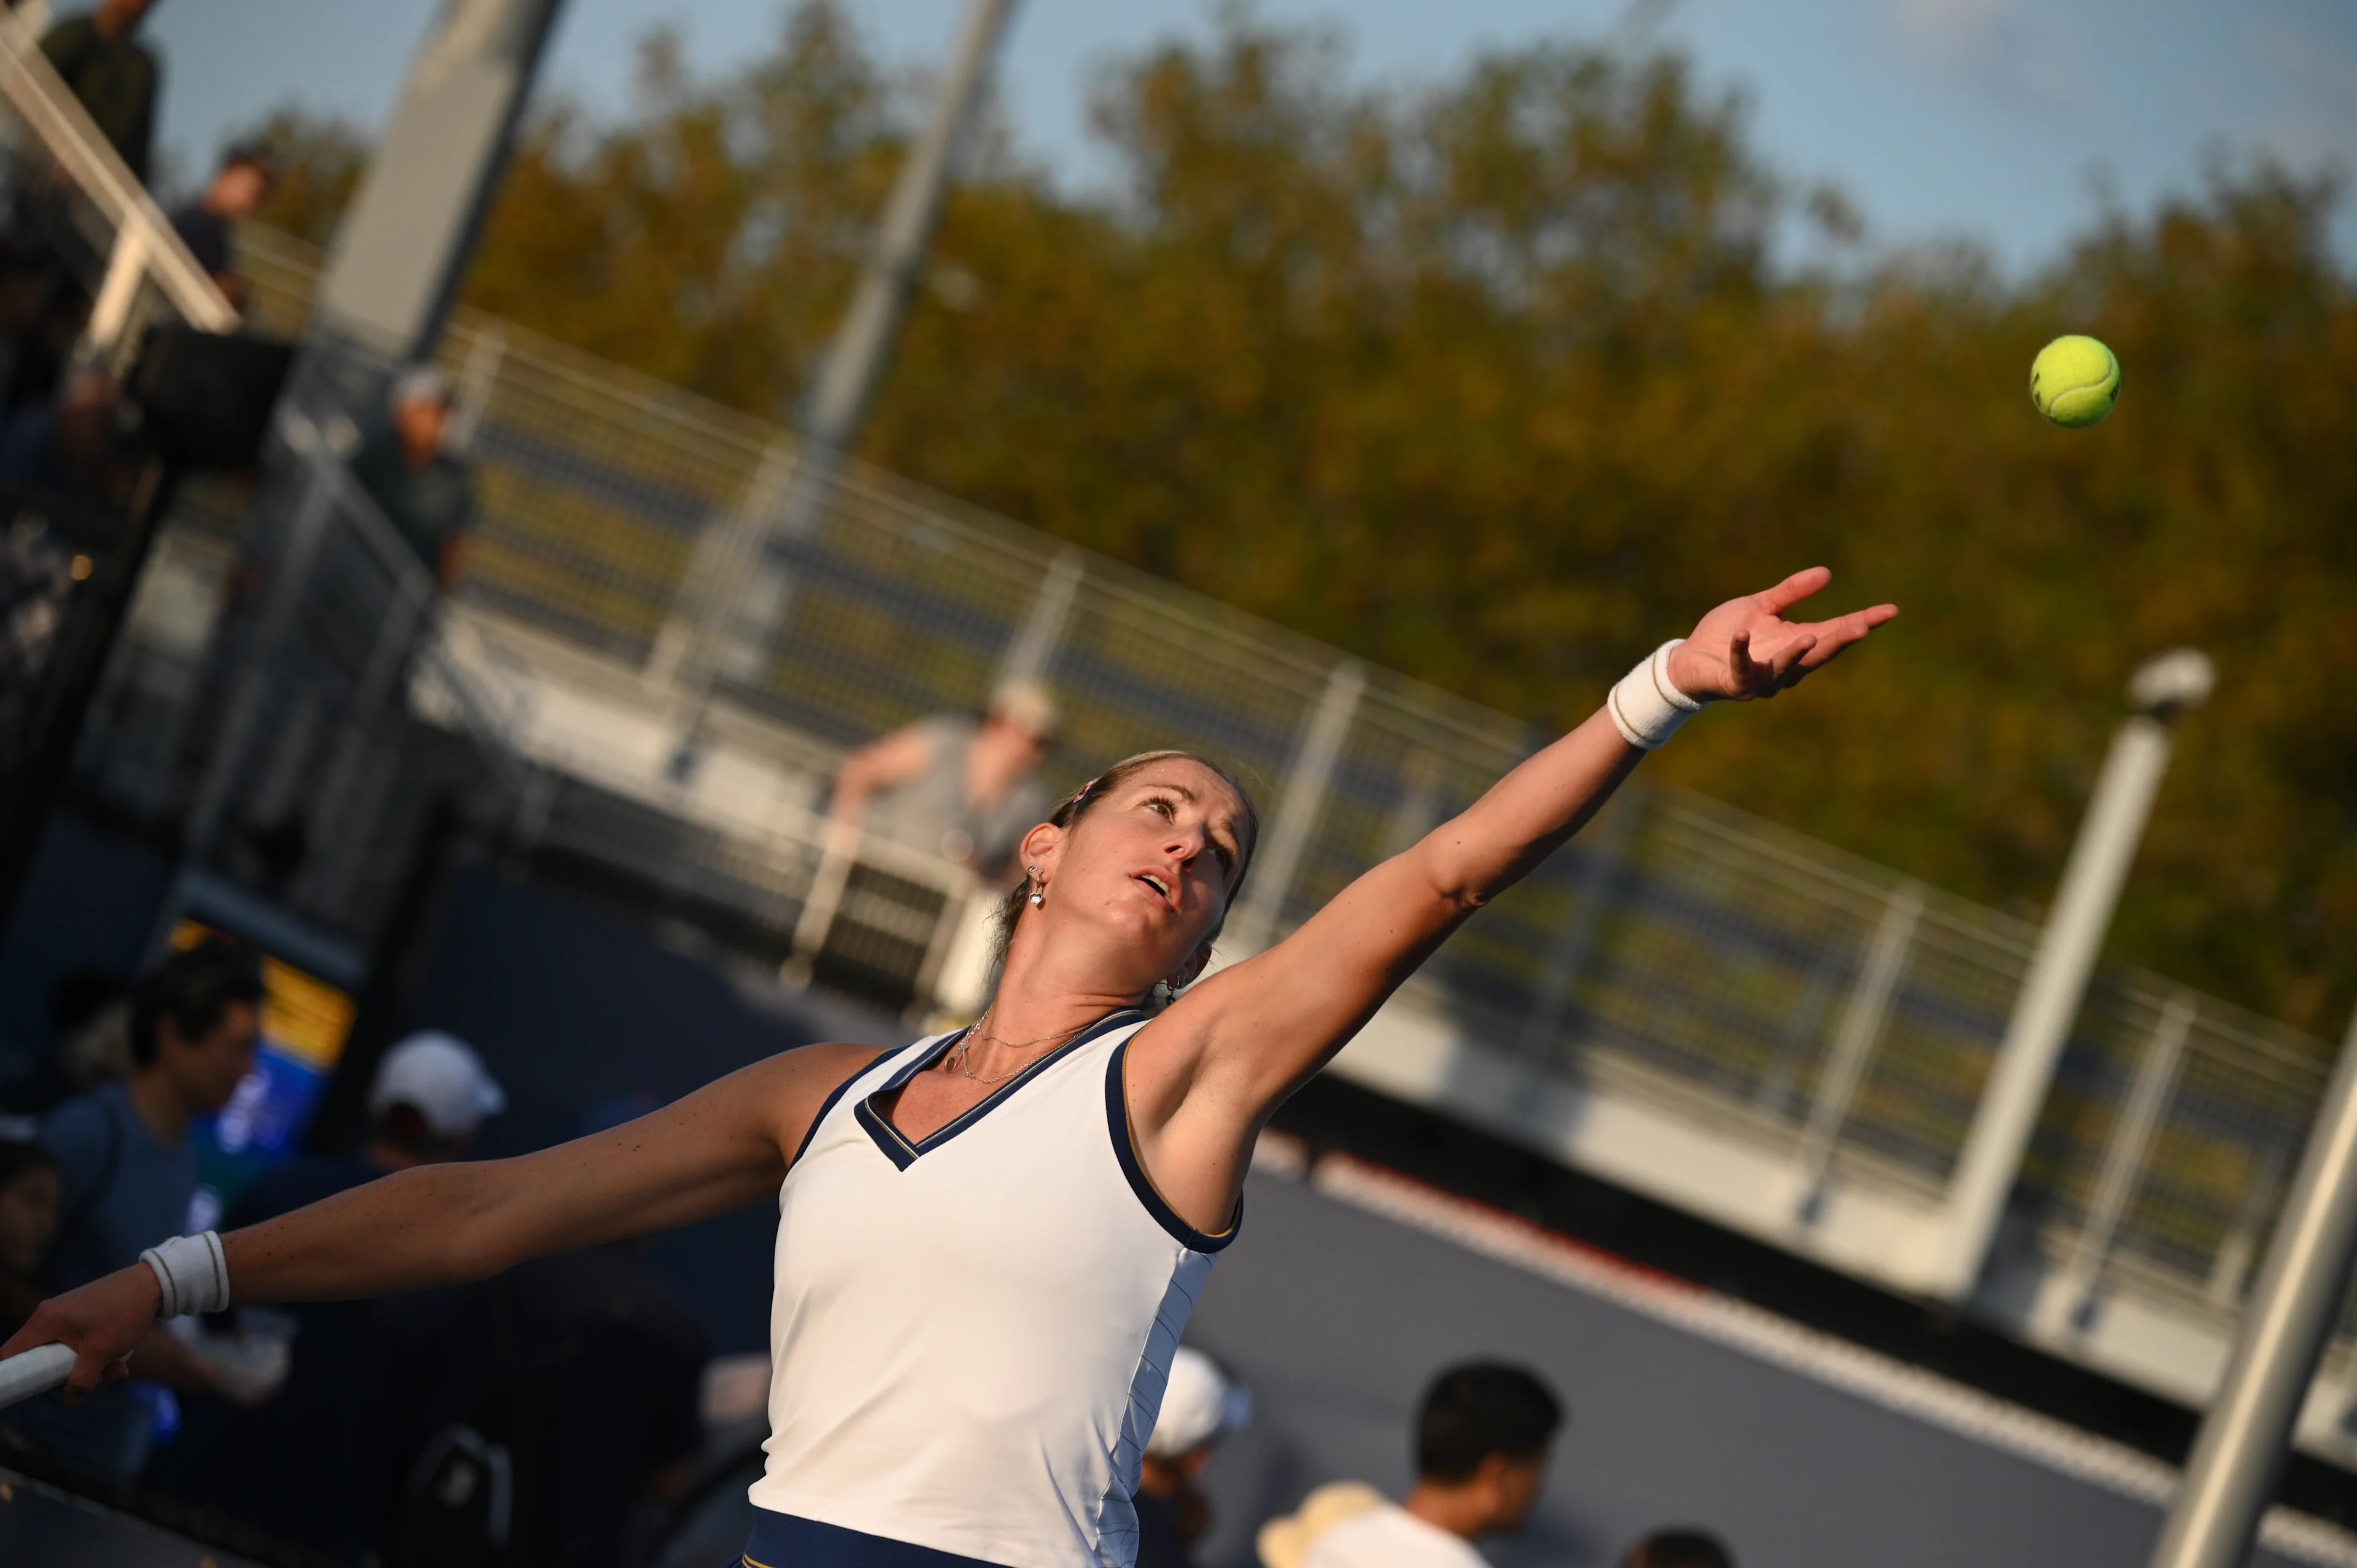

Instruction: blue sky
[147,0,2357,276]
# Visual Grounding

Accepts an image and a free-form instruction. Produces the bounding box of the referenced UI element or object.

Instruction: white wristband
[1606,639,1706,749]
[141,1232,230,1319]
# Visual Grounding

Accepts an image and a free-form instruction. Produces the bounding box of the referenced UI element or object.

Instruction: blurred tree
[233,4,2357,1037]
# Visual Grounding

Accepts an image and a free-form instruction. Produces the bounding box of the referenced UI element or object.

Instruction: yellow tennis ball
[2029,334,2121,428]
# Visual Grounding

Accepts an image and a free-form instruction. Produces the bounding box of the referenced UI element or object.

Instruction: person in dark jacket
[39,0,160,183]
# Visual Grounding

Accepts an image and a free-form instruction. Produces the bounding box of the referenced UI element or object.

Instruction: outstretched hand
[1665,568,1897,703]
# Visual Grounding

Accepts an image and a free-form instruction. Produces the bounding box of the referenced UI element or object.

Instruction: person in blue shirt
[10,940,261,1474]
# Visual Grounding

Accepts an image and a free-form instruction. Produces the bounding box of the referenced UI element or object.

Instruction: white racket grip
[0,1342,77,1410]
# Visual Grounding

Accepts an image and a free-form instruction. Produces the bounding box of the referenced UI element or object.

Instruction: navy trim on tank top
[1104,1037,1240,1253]
[741,1508,1006,1568]
[852,1010,1148,1171]
[788,1049,899,1171]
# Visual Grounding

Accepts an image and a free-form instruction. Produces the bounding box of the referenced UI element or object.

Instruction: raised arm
[1138,570,1895,1138]
[2,1041,880,1398]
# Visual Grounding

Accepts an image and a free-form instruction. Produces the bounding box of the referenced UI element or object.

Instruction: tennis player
[7,569,1891,1568]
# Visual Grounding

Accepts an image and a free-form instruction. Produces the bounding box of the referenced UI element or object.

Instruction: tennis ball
[2029,334,2121,428]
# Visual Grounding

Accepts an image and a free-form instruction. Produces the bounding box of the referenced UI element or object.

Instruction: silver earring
[1026,866,1044,908]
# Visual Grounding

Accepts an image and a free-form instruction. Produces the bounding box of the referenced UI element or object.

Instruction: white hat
[1256,1481,1386,1568]
[368,1031,506,1138]
[1147,1346,1252,1460]
[391,364,455,409]
[988,679,1060,740]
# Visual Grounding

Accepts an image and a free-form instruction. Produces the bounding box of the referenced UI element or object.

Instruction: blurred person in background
[0,968,128,1124]
[0,269,88,415]
[1137,1345,1252,1568]
[828,679,1059,878]
[0,1138,61,1340]
[1305,1363,1562,1568]
[156,1030,505,1558]
[14,939,260,1473]
[351,365,476,589]
[381,1092,705,1568]
[0,247,57,406]
[1260,1482,1387,1568]
[1619,1529,1733,1568]
[39,0,159,185]
[168,144,275,311]
[0,367,125,506]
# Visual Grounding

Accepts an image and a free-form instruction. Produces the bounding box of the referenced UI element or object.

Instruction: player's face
[1057,762,1248,979]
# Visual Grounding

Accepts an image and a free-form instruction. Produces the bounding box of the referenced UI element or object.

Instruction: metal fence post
[995,549,1082,692]
[1226,662,1364,955]
[2148,1005,2357,1568]
[1516,793,1640,1060]
[184,439,341,857]
[1791,881,1923,1221]
[2058,991,2195,1327]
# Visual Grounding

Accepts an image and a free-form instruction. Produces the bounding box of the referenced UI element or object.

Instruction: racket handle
[0,1342,77,1410]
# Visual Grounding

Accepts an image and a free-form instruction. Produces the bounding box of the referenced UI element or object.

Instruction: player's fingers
[1754,566,1832,617]
[1770,633,1818,685]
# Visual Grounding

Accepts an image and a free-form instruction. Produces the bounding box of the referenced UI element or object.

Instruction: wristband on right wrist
[1606,639,1706,750]
[141,1232,229,1319]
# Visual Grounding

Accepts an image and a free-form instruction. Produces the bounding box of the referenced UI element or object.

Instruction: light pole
[665,0,1021,777]
[1929,647,2215,1300]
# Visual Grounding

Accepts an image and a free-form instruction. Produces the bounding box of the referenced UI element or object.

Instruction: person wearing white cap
[366,1030,506,1154]
[157,1031,505,1558]
[1137,1346,1252,1568]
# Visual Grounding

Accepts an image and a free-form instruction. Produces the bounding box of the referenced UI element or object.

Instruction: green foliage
[239,4,2357,1036]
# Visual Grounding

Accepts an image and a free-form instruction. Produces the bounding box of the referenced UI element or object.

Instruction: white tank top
[748,1010,1239,1568]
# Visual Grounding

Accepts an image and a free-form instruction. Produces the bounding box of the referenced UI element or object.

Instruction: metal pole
[2148,1005,2357,1568]
[311,0,568,363]
[1929,649,2213,1300]
[670,0,1018,772]
[1226,662,1364,955]
[802,0,1019,456]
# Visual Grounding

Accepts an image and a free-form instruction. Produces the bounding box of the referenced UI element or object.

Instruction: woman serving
[7,569,1892,1568]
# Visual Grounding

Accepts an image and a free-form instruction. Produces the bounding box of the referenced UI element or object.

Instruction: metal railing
[0,24,237,358]
[210,222,2348,1335]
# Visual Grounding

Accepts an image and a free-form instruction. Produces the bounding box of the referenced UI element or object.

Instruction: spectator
[1260,1483,1387,1568]
[168,144,275,310]
[0,368,125,505]
[1,272,89,416]
[0,1139,61,1340]
[158,1030,505,1558]
[381,1095,705,1568]
[1619,1530,1734,1568]
[1137,1346,1253,1568]
[39,0,160,185]
[1303,1363,1563,1568]
[0,248,56,407]
[828,679,1059,877]
[12,938,262,1473]
[0,968,130,1122]
[350,365,475,588]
